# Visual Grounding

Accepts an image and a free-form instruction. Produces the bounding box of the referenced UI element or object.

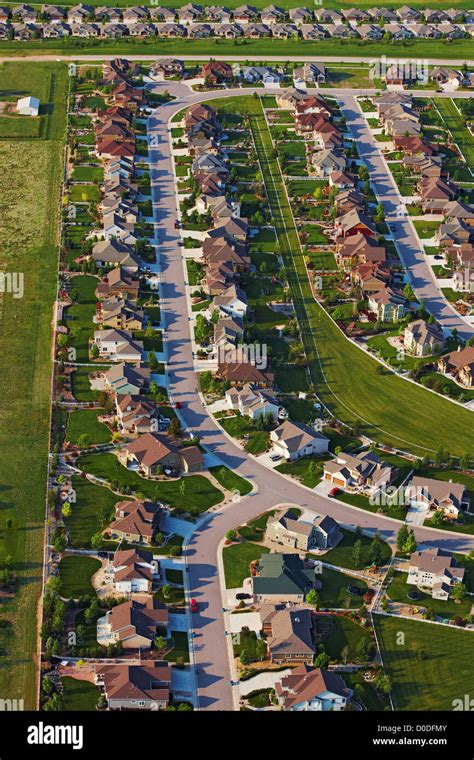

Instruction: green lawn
[227,94,473,458]
[58,555,101,599]
[76,452,224,514]
[386,570,471,620]
[154,585,185,606]
[322,528,392,571]
[317,614,373,661]
[342,671,389,711]
[66,274,100,363]
[222,541,270,589]
[65,409,112,446]
[275,457,324,488]
[64,475,126,549]
[318,566,368,610]
[218,415,270,455]
[164,631,189,663]
[71,165,104,183]
[374,614,474,711]
[209,465,252,496]
[335,490,408,522]
[434,98,474,172]
[70,366,102,402]
[61,677,98,711]
[0,61,68,708]
[238,511,275,542]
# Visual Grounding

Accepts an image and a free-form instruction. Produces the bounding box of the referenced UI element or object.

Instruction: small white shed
[16,96,40,116]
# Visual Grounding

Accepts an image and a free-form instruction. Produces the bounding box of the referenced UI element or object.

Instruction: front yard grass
[218,415,270,456]
[76,452,224,514]
[209,465,252,496]
[164,631,189,663]
[275,457,325,488]
[374,614,474,711]
[58,555,101,599]
[222,541,270,589]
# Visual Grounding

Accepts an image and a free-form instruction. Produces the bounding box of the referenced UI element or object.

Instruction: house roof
[262,606,314,658]
[409,547,464,581]
[97,661,171,703]
[272,419,328,453]
[410,476,467,511]
[253,553,315,596]
[405,319,443,346]
[105,598,168,641]
[111,499,160,539]
[275,665,351,708]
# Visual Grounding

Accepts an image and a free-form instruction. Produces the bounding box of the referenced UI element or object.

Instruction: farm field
[0,62,68,708]
[374,615,474,711]
[210,94,474,458]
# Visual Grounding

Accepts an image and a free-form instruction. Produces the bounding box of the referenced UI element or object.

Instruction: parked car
[190,598,198,613]
[235,593,251,600]
[270,453,282,461]
[329,487,341,497]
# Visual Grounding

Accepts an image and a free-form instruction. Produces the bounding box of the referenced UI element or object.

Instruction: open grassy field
[211,94,473,458]
[0,62,67,708]
[0,37,472,60]
[374,614,474,710]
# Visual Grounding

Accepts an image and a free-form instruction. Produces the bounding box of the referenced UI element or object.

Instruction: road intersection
[147,82,474,710]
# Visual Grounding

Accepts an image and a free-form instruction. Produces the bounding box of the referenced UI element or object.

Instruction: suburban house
[214,315,244,351]
[368,287,406,323]
[437,346,474,387]
[252,553,316,604]
[97,598,168,649]
[270,420,329,461]
[150,57,184,78]
[110,548,159,594]
[403,319,445,357]
[92,239,140,271]
[260,605,315,664]
[323,450,399,493]
[104,363,151,395]
[122,431,204,475]
[334,209,376,239]
[225,383,279,421]
[116,394,157,434]
[212,283,248,318]
[407,476,470,520]
[407,548,465,600]
[97,298,145,331]
[95,662,171,710]
[92,329,143,363]
[95,267,140,300]
[202,60,233,84]
[108,499,161,545]
[275,665,352,711]
[266,507,341,550]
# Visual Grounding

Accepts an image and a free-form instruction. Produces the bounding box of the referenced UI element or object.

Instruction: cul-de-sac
[0,1,473,718]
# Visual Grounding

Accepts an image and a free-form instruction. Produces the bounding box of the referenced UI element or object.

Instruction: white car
[269,453,282,462]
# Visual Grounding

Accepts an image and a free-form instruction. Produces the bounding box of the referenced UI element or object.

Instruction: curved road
[147,83,474,711]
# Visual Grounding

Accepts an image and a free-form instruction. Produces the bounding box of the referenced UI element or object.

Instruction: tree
[369,532,383,566]
[341,645,350,665]
[226,530,237,542]
[154,635,167,651]
[256,638,267,661]
[169,418,181,438]
[402,529,417,554]
[161,584,171,599]
[306,589,319,609]
[452,583,467,603]
[396,524,409,552]
[314,651,330,669]
[460,452,471,469]
[62,501,72,518]
[351,538,362,568]
[374,673,392,695]
[430,510,445,528]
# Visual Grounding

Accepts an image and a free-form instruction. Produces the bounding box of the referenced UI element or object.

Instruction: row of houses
[2,4,472,27]
[4,18,473,41]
